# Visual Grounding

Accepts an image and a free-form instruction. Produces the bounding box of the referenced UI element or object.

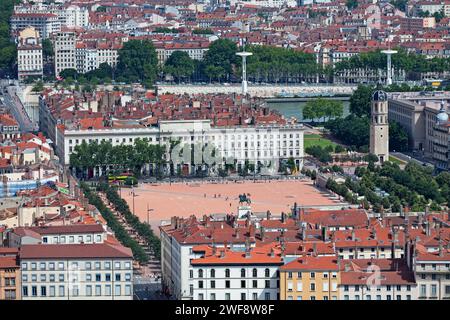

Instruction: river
[265,97,350,122]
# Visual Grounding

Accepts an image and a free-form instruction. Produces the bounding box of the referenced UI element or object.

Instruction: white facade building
[54,31,77,77]
[56,119,304,173]
[20,244,134,300]
[17,27,43,81]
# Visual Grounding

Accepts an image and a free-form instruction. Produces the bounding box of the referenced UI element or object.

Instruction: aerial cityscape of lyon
[0,0,450,310]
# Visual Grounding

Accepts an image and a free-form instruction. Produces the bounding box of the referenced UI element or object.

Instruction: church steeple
[370,90,389,164]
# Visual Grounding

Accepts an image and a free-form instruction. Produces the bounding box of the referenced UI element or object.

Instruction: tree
[350,85,374,117]
[116,40,158,87]
[390,0,408,11]
[32,81,44,92]
[193,28,214,35]
[42,38,53,60]
[389,121,409,151]
[164,51,194,82]
[59,68,78,80]
[346,0,358,10]
[203,39,238,82]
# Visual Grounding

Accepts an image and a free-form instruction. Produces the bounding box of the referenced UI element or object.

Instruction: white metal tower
[236,51,252,96]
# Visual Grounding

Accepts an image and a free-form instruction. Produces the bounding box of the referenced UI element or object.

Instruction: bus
[108,172,134,182]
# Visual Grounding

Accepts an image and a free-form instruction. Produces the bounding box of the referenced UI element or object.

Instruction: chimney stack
[266,210,271,221]
[281,212,286,224]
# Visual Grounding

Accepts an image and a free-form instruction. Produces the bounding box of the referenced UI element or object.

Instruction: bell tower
[370,90,389,164]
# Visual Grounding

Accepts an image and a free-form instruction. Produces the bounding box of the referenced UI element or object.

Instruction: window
[297,282,303,292]
[310,283,316,291]
[32,286,37,297]
[323,282,329,292]
[225,293,231,300]
[241,293,246,300]
[265,293,270,300]
[297,272,302,279]
[253,268,257,277]
[420,285,426,297]
[265,280,270,288]
[72,286,79,297]
[105,285,111,296]
[253,280,257,288]
[105,262,112,270]
[59,286,65,297]
[40,286,47,297]
[86,262,92,270]
[115,274,121,281]
[310,272,315,279]
[265,268,270,277]
[189,270,193,279]
[125,285,131,296]
[210,269,215,278]
[210,293,216,300]
[431,284,437,297]
[241,280,246,289]
[210,281,215,289]
[58,262,64,270]
[253,293,258,300]
[225,280,230,289]
[198,281,203,289]
[287,282,293,292]
[241,268,246,277]
[198,269,203,278]
[225,269,230,278]
[288,272,293,279]
[96,285,101,296]
[86,285,92,296]
[96,274,101,282]
[23,286,28,297]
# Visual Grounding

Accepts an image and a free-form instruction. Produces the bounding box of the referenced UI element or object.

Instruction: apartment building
[75,41,122,74]
[155,42,209,65]
[54,31,77,77]
[17,27,43,81]
[340,259,417,300]
[20,243,133,300]
[160,215,257,300]
[334,226,405,260]
[190,244,283,300]
[414,247,450,300]
[0,248,21,300]
[10,13,60,39]
[7,224,106,247]
[280,255,340,300]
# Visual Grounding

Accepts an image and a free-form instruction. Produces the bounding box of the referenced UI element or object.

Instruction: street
[1,81,36,132]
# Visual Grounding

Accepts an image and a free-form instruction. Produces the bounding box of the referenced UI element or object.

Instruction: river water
[265,97,350,122]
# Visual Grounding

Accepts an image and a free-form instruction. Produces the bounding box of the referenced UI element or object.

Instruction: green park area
[389,155,407,165]
[304,134,338,149]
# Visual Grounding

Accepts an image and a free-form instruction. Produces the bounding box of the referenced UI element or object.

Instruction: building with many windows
[10,13,60,39]
[54,31,77,77]
[57,119,304,173]
[190,243,283,300]
[339,259,417,300]
[413,246,450,300]
[0,248,21,300]
[280,255,340,300]
[17,27,43,82]
[20,243,133,300]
